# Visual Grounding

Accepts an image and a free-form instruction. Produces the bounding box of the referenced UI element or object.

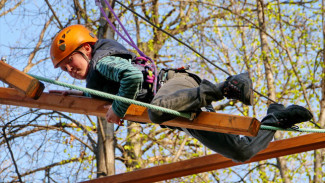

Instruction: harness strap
[133,57,156,91]
[156,65,202,91]
[95,0,158,95]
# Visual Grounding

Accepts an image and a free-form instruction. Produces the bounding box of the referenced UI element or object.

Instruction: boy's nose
[66,65,72,72]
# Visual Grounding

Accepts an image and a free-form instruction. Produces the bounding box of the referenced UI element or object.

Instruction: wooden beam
[125,104,260,136]
[0,61,44,99]
[0,87,260,136]
[0,87,109,116]
[81,133,325,183]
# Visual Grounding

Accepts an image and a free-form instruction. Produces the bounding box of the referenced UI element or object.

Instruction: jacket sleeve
[96,56,143,117]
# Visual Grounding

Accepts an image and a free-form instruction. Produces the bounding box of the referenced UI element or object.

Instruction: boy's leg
[148,72,224,123]
[148,71,269,162]
[183,105,274,163]
[148,72,254,124]
[185,128,275,163]
[148,71,313,162]
[185,103,312,162]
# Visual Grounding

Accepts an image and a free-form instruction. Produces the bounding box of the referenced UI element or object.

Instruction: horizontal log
[0,62,44,99]
[81,133,325,183]
[0,87,260,136]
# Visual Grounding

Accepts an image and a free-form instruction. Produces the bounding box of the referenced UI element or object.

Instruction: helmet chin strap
[74,50,90,63]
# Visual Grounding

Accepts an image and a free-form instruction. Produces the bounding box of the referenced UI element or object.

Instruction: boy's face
[58,44,92,80]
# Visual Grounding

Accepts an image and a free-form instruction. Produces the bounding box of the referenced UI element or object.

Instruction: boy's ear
[82,43,92,58]
[82,43,91,51]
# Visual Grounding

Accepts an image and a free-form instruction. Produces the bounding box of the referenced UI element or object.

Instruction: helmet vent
[61,34,66,38]
[59,44,66,51]
[89,33,95,38]
[59,39,64,44]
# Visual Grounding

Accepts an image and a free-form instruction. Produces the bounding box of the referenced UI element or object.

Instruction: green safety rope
[29,74,192,119]
[29,74,325,133]
[260,125,325,133]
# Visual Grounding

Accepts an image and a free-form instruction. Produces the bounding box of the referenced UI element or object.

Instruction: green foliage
[1,0,325,182]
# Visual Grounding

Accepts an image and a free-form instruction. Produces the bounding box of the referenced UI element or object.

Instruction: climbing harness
[156,65,195,90]
[132,56,156,94]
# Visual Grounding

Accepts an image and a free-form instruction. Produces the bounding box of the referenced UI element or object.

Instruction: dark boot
[262,103,313,128]
[223,72,253,105]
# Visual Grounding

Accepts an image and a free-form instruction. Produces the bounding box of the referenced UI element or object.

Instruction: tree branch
[12,156,95,181]
[2,125,22,182]
[44,0,63,29]
[23,15,53,73]
[0,124,94,151]
[0,0,24,17]
[55,111,97,151]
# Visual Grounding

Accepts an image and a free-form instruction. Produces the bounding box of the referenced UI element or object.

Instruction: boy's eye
[62,57,72,71]
[60,64,67,71]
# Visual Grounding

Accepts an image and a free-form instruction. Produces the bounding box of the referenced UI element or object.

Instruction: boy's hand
[105,105,124,126]
[49,90,83,96]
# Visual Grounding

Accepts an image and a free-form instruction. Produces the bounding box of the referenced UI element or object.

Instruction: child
[50,24,312,162]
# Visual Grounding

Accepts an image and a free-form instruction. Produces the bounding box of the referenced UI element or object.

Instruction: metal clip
[189,112,197,121]
[1,57,7,63]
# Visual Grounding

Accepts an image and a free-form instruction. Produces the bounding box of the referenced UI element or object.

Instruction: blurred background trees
[0,0,324,182]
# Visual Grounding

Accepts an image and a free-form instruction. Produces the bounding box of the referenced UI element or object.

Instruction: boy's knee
[230,149,255,162]
[148,109,165,124]
[148,109,178,125]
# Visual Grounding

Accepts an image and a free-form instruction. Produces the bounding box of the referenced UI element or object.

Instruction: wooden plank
[0,61,44,99]
[0,87,260,136]
[125,104,260,136]
[81,133,325,183]
[0,87,109,117]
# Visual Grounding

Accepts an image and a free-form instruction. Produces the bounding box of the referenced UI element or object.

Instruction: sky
[1,0,324,182]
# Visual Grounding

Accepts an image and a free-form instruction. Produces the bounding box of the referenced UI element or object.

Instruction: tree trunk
[97,117,115,177]
[256,0,275,105]
[256,1,289,182]
[96,0,116,178]
[315,1,325,182]
[125,122,143,170]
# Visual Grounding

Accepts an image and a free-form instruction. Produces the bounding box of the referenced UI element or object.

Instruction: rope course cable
[29,74,325,133]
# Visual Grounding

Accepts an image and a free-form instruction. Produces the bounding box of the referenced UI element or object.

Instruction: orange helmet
[50,24,98,68]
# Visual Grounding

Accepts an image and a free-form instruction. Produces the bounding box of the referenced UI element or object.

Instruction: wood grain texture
[0,62,44,99]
